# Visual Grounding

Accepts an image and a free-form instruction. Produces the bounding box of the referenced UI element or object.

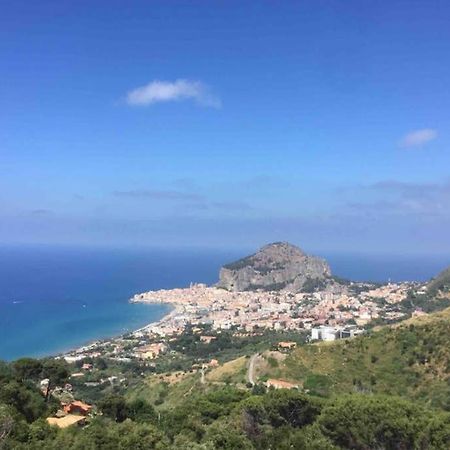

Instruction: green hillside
[260,308,450,410]
[428,265,450,295]
[2,310,450,448]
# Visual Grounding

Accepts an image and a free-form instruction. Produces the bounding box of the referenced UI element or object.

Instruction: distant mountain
[217,242,331,292]
[427,265,450,295]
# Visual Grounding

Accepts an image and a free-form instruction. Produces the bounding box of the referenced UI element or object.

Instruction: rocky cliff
[217,242,331,292]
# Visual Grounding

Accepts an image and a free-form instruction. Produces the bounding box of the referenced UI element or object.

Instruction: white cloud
[126,79,221,108]
[399,128,437,148]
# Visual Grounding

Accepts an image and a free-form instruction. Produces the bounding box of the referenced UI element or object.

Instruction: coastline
[59,296,178,360]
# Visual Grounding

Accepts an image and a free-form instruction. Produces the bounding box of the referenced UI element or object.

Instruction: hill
[217,242,331,292]
[427,265,450,295]
[248,307,450,410]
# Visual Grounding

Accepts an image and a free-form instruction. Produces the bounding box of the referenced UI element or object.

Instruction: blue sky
[1,1,449,254]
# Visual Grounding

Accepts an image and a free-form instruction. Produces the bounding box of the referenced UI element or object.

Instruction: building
[339,325,364,339]
[266,379,299,390]
[311,326,339,341]
[200,335,217,344]
[63,401,92,416]
[136,342,167,360]
[412,308,427,318]
[47,415,86,428]
[278,341,297,350]
[311,325,363,341]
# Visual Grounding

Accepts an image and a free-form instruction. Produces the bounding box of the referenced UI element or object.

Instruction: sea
[0,244,448,361]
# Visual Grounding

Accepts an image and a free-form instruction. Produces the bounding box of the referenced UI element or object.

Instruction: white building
[311,325,363,341]
[311,326,339,341]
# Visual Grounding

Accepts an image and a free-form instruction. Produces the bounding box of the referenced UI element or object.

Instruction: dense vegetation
[259,308,450,411]
[2,305,450,448]
[427,265,450,295]
[1,377,449,449]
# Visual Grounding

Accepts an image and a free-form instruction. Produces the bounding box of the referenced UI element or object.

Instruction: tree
[127,398,157,423]
[318,394,450,450]
[98,394,129,423]
[40,359,70,401]
[12,358,43,382]
[95,358,107,370]
[0,381,47,422]
[0,404,15,445]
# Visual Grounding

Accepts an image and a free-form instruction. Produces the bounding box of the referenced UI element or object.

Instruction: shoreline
[55,276,423,361]
[47,302,175,362]
[58,297,179,360]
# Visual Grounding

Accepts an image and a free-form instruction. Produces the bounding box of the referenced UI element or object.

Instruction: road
[247,353,259,385]
[200,364,206,384]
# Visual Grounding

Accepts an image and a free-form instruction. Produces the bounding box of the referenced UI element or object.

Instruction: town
[130,281,420,337]
[46,279,428,428]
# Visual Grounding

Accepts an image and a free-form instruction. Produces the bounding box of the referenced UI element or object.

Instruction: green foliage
[303,374,332,397]
[318,394,450,450]
[282,308,450,410]
[241,390,322,432]
[267,357,278,368]
[222,255,255,271]
[0,381,47,423]
[2,310,450,449]
[40,359,70,388]
[427,265,450,294]
[98,394,129,422]
[300,277,327,293]
[12,359,43,382]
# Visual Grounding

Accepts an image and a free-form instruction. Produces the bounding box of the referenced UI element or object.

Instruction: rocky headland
[217,242,331,292]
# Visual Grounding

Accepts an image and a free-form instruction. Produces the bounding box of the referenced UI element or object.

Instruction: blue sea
[0,245,448,361]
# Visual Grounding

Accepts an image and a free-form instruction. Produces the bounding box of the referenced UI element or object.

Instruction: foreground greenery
[1,305,450,448]
[1,378,449,450]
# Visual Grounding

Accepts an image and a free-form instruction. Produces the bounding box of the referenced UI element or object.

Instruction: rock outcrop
[217,242,331,292]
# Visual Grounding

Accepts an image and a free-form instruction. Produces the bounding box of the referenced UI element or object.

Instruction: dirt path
[247,354,259,385]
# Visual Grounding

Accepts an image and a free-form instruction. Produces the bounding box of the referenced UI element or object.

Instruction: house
[47,415,86,428]
[311,326,339,341]
[40,378,49,395]
[208,359,219,368]
[412,308,427,318]
[200,335,217,344]
[266,379,299,390]
[63,400,92,416]
[312,325,363,341]
[136,342,168,360]
[81,363,93,371]
[278,341,297,350]
[339,325,364,339]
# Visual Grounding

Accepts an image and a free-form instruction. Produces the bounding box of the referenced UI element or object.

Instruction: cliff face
[217,242,331,292]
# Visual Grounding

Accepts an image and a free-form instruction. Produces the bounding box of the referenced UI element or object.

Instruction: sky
[1,1,449,254]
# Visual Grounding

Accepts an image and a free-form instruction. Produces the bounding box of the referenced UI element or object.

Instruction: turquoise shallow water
[0,245,236,361]
[0,245,448,361]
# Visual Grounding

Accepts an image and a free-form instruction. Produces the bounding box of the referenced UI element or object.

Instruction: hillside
[427,265,450,295]
[250,307,450,410]
[217,242,331,292]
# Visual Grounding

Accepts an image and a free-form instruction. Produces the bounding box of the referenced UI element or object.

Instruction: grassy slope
[428,265,450,294]
[206,356,247,384]
[124,309,450,412]
[269,307,450,410]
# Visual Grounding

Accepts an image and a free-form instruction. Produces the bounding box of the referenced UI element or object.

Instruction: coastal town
[130,281,419,337]
[21,242,447,434]
[43,275,429,428]
[60,278,424,366]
